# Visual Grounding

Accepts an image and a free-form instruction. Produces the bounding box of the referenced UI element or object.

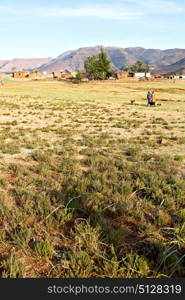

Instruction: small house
[134,72,151,78]
[12,70,30,79]
[154,74,164,79]
[174,75,185,79]
[52,70,74,80]
[61,70,74,80]
[115,72,128,79]
[126,72,151,78]
[52,72,63,79]
[29,70,42,79]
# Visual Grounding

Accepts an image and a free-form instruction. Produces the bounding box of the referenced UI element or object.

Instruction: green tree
[84,47,112,80]
[84,55,99,80]
[125,60,150,73]
[97,47,112,80]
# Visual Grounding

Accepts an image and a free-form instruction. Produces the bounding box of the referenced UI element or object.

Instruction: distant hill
[39,46,185,74]
[0,58,52,73]
[1,46,185,74]
[154,57,185,75]
[0,60,9,69]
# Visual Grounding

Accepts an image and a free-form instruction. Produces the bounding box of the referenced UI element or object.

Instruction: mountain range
[0,58,52,73]
[1,46,185,74]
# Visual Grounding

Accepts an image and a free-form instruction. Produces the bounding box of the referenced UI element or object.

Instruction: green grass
[0,78,185,278]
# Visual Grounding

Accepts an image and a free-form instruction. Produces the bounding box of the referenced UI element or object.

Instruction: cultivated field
[0,78,185,278]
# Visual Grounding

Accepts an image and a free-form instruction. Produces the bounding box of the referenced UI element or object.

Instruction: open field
[0,78,185,278]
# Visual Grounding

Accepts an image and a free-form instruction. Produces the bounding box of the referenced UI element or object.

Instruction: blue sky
[0,0,185,59]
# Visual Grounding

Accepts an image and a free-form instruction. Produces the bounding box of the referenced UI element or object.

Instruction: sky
[0,0,185,59]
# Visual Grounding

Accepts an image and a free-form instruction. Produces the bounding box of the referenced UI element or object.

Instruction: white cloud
[120,0,184,14]
[38,6,143,20]
[0,1,184,20]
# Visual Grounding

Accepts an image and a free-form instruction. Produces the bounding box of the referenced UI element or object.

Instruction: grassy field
[0,78,185,278]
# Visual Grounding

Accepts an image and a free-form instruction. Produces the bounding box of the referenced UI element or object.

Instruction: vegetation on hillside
[125,60,150,73]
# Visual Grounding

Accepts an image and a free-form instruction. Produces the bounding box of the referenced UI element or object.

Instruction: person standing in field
[147,91,152,106]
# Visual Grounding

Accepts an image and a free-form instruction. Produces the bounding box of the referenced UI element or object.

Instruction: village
[11,69,152,81]
[8,68,185,83]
